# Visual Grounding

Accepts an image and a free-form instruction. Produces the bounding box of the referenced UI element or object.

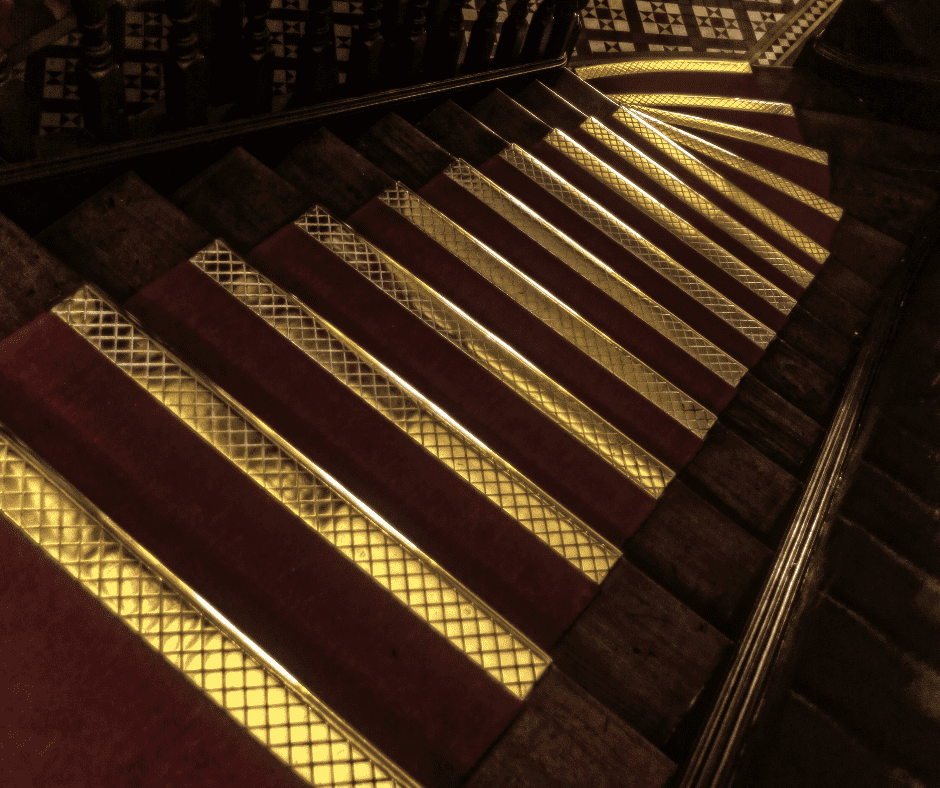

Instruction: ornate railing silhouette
[0,0,585,161]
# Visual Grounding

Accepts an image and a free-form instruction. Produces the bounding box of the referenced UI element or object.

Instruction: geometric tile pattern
[605,111,820,280]
[0,427,418,788]
[50,286,549,700]
[380,181,716,438]
[630,107,843,220]
[545,127,797,314]
[445,152,748,385]
[614,108,829,267]
[295,206,675,496]
[497,143,775,352]
[573,0,842,64]
[190,241,621,583]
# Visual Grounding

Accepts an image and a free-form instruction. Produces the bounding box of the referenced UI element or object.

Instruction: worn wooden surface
[550,559,729,745]
[171,147,310,257]
[354,113,455,191]
[720,374,822,477]
[682,423,803,544]
[0,213,81,340]
[750,337,839,423]
[777,304,857,378]
[623,479,772,632]
[469,88,551,148]
[465,666,676,788]
[417,99,509,167]
[35,172,211,301]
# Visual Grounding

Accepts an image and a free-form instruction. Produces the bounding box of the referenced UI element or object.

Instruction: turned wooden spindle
[492,0,530,67]
[463,0,499,72]
[348,0,385,91]
[165,0,209,128]
[73,0,129,140]
[544,0,584,58]
[0,48,33,162]
[426,0,464,78]
[390,0,429,84]
[521,0,554,60]
[290,0,339,107]
[207,0,244,105]
[239,0,274,115]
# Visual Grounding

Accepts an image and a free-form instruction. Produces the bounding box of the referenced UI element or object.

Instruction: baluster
[290,0,338,107]
[348,0,384,91]
[0,48,32,161]
[239,0,274,115]
[425,0,464,78]
[380,0,409,46]
[424,0,448,39]
[521,0,553,61]
[207,0,244,105]
[492,0,529,67]
[544,0,583,58]
[390,0,429,84]
[73,0,129,140]
[463,0,498,72]
[165,0,209,128]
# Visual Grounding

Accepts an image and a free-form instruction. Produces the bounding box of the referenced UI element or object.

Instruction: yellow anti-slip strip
[575,58,752,80]
[378,181,716,439]
[190,241,620,584]
[51,287,549,701]
[498,144,775,351]
[440,157,748,387]
[629,105,829,165]
[0,425,419,788]
[630,108,841,220]
[545,128,798,314]
[295,207,675,498]
[611,94,796,117]
[614,109,830,267]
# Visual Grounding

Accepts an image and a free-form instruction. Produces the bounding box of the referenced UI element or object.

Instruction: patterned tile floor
[8,0,841,139]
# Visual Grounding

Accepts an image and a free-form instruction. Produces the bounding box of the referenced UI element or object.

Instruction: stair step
[794,595,940,785]
[746,691,926,788]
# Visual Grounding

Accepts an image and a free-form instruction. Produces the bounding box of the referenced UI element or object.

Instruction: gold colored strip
[498,144,775,350]
[0,426,419,788]
[634,105,829,165]
[379,182,715,438]
[444,158,746,386]
[616,109,829,266]
[588,115,814,286]
[52,286,549,700]
[575,58,752,80]
[546,128,797,314]
[630,108,843,222]
[610,94,796,117]
[296,207,673,497]
[192,242,620,583]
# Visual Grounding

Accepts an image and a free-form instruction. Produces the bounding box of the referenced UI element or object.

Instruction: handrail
[679,222,935,788]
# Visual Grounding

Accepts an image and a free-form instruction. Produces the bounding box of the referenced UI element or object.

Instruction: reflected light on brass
[0,426,419,788]
[191,241,620,583]
[295,207,674,498]
[52,286,548,700]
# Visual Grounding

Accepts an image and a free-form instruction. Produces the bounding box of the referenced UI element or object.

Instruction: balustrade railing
[0,0,584,162]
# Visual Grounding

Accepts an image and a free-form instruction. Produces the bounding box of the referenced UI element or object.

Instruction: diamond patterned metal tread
[295,207,674,498]
[496,145,776,351]
[441,158,748,387]
[191,242,620,584]
[378,182,715,439]
[575,59,754,80]
[614,109,830,268]
[610,94,796,117]
[580,116,816,289]
[51,286,549,700]
[545,129,798,315]
[632,105,829,165]
[629,108,842,221]
[0,425,419,788]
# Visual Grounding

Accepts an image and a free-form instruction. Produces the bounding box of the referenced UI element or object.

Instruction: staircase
[0,57,930,787]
